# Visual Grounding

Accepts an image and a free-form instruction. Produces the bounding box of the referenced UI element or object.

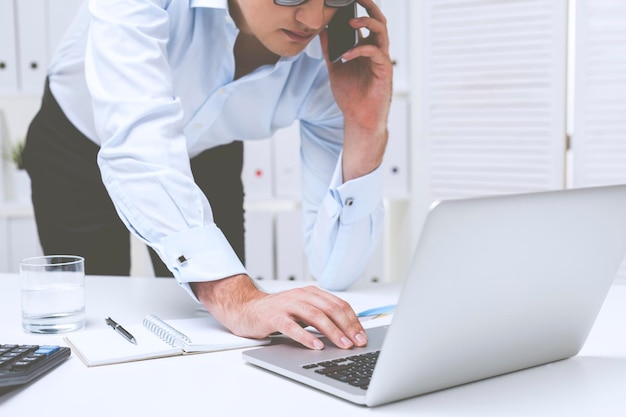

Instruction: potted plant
[8,138,25,170]
[3,138,29,203]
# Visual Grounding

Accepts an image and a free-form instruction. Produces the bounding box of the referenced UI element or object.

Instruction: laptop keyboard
[0,344,71,390]
[302,350,380,390]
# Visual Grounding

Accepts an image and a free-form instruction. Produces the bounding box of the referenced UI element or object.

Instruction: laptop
[243,184,626,407]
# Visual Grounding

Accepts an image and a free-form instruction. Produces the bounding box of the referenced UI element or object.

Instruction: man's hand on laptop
[190,275,368,350]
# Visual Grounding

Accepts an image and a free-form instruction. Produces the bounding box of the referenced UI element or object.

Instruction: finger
[342,43,391,70]
[300,287,368,347]
[352,16,389,54]
[274,286,365,349]
[356,0,387,25]
[274,315,327,350]
[264,287,353,349]
[298,305,356,349]
[307,311,368,349]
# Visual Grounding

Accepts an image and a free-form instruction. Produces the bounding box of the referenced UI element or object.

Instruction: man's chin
[273,45,307,58]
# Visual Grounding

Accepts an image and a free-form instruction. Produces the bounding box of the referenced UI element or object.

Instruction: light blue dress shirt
[46,0,384,294]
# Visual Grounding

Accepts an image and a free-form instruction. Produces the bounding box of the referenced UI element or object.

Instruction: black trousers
[22,82,245,277]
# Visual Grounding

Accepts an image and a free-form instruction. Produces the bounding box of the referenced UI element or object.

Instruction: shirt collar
[303,37,323,60]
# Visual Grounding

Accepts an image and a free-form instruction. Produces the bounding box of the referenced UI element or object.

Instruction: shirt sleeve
[298,71,385,291]
[85,0,245,301]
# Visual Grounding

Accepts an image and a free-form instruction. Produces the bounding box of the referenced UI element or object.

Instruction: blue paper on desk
[305,304,396,335]
[356,304,396,328]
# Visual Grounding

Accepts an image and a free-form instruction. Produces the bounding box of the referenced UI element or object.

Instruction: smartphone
[327,3,358,63]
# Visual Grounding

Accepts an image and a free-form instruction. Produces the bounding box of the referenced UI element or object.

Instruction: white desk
[1,273,626,416]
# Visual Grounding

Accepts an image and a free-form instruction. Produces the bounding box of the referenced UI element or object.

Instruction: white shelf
[0,201,33,217]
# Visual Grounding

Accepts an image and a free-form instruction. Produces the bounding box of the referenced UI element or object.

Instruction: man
[23,0,393,350]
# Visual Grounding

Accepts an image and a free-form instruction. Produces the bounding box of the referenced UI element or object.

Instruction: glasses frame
[273,0,355,8]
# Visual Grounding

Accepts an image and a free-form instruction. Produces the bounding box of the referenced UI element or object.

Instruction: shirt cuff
[326,159,384,224]
[161,224,247,301]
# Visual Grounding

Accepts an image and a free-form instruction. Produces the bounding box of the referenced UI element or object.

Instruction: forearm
[341,121,388,182]
[320,0,393,183]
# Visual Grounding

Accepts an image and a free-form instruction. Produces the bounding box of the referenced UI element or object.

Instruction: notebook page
[64,324,181,367]
[159,316,270,353]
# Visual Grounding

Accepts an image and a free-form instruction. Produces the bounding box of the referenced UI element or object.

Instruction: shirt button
[219,88,226,95]
[344,198,354,207]
[194,123,203,130]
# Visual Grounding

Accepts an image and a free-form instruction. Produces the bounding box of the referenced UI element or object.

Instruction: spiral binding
[143,314,191,348]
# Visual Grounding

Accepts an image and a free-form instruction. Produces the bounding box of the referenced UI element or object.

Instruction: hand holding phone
[327,3,358,63]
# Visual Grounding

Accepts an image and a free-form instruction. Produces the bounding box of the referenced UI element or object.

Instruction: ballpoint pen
[105,317,137,345]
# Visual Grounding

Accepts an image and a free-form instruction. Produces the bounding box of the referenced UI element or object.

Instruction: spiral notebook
[64,314,270,367]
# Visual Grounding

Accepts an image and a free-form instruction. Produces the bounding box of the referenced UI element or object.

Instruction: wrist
[191,274,266,328]
[342,124,388,182]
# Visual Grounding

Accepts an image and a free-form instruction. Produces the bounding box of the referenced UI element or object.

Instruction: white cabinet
[244,210,275,282]
[0,0,19,94]
[1,0,82,95]
[382,96,410,199]
[15,0,48,94]
[274,209,307,282]
[0,206,42,273]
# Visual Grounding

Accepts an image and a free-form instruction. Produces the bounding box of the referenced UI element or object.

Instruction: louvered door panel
[573,0,626,283]
[413,0,568,204]
[573,0,626,186]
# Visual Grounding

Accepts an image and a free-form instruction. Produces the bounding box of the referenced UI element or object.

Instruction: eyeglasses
[274,0,355,8]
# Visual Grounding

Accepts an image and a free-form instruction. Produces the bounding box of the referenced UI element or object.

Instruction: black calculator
[0,344,71,390]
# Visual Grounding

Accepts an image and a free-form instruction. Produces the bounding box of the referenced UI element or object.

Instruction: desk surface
[1,274,626,416]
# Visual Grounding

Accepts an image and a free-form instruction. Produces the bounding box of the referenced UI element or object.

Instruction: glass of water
[20,255,86,334]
